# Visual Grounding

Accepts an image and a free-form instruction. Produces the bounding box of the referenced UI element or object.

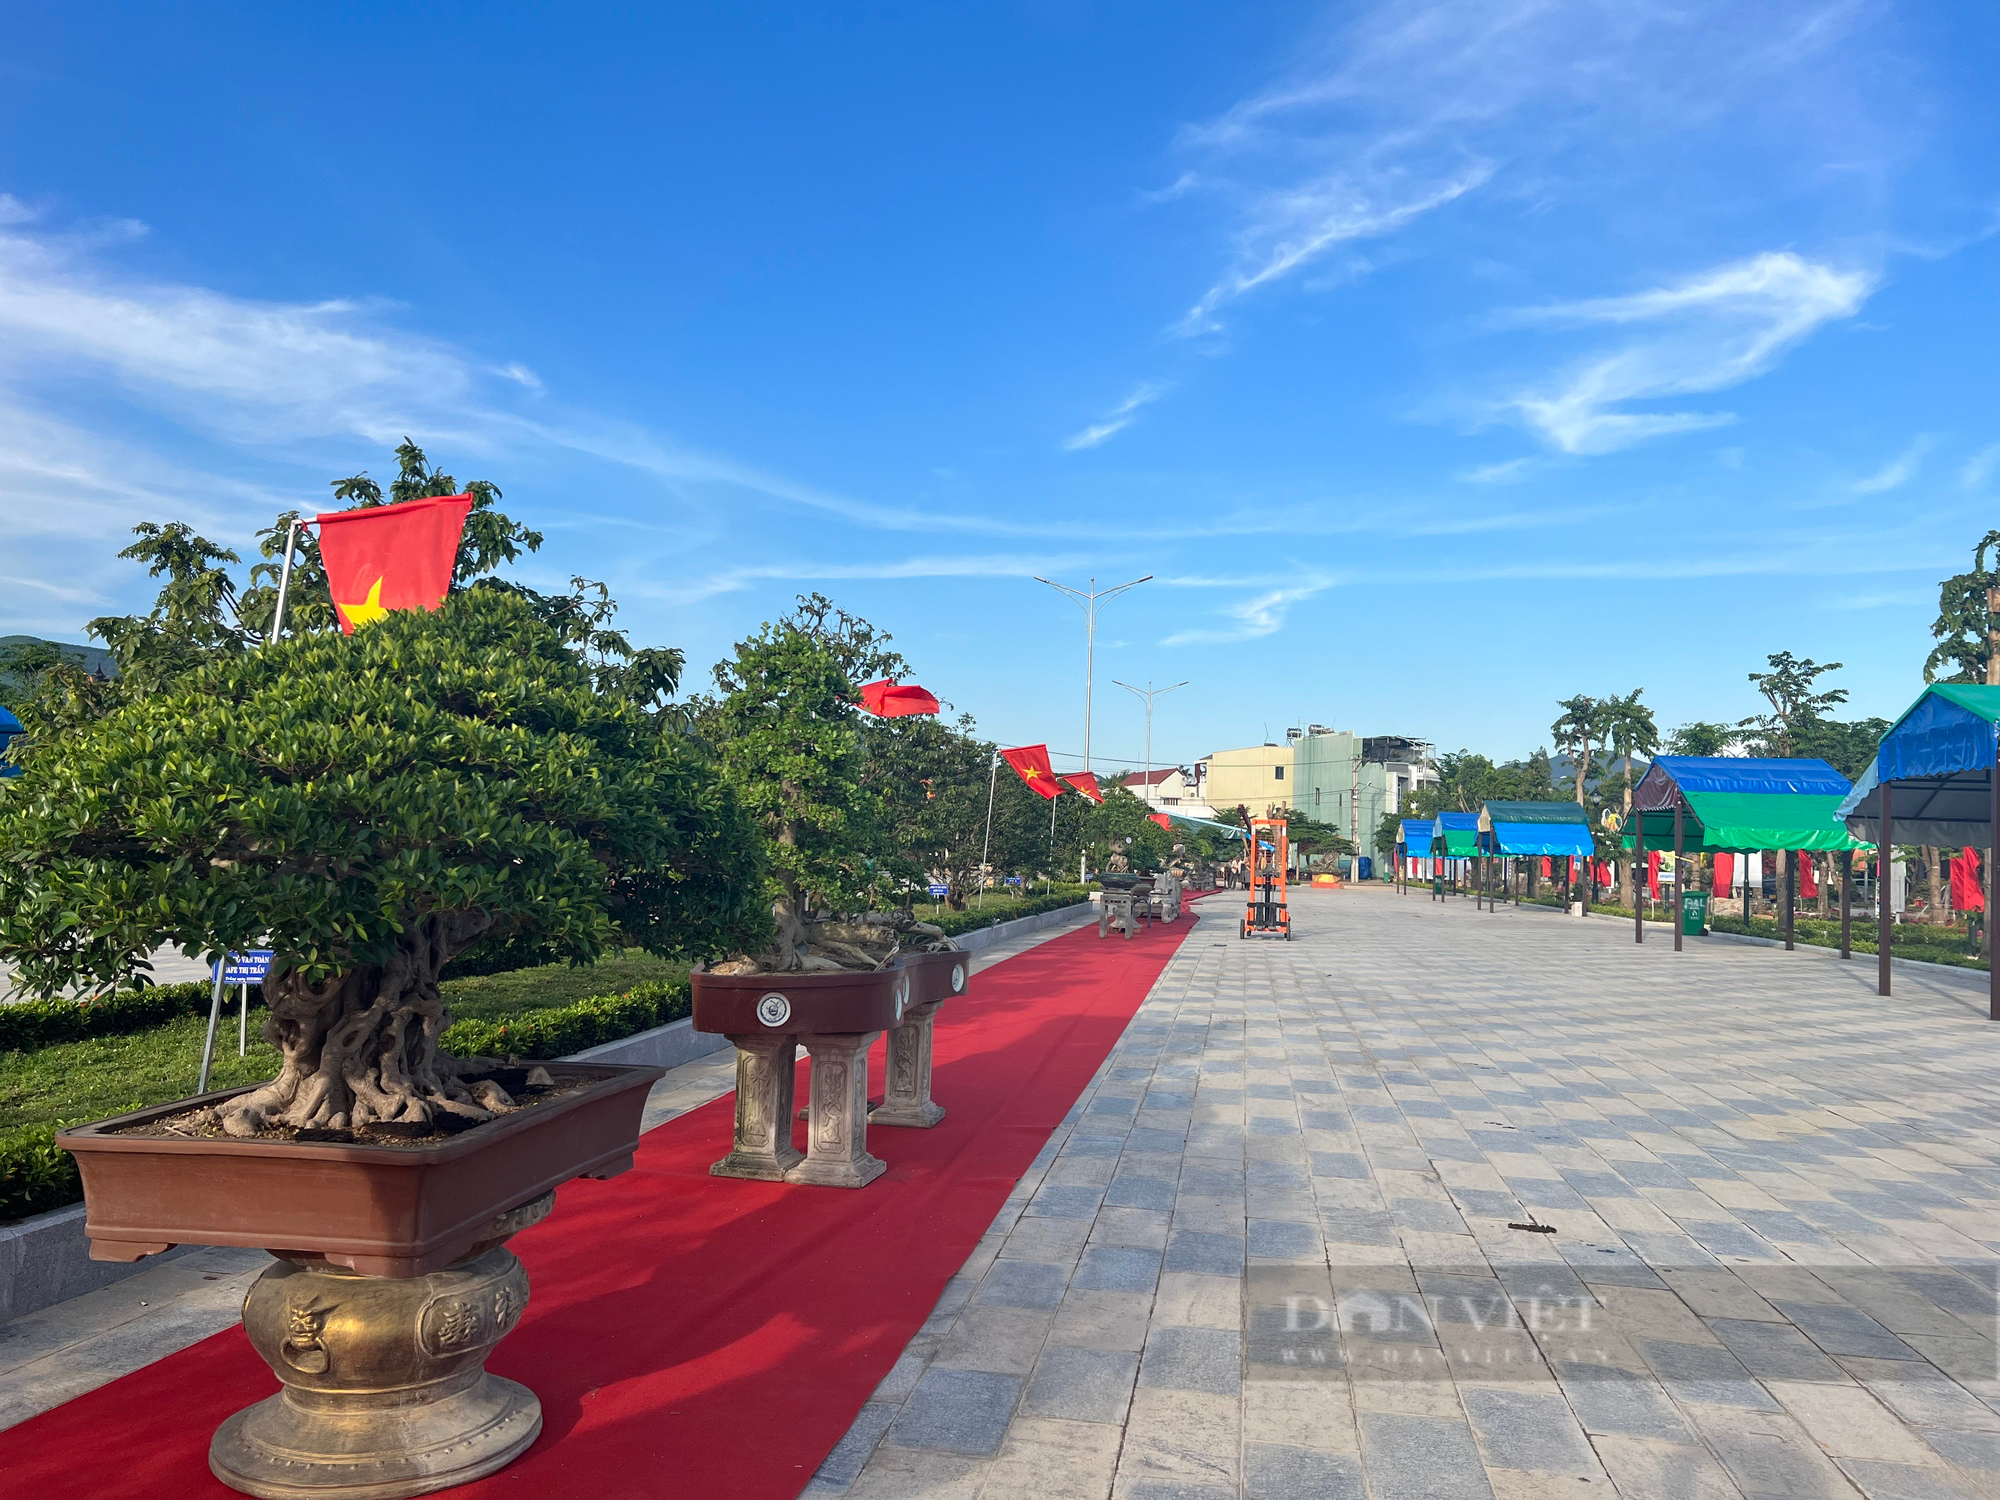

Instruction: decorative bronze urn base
[212,1195,553,1499]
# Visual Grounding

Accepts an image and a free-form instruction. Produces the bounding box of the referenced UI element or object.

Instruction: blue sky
[2,2,1996,775]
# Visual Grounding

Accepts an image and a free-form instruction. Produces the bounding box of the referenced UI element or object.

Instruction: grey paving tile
[1460,1387,1599,1474]
[1074,1246,1164,1294]
[1358,1412,1495,1500]
[1243,1442,1365,1499]
[1021,1344,1139,1424]
[1163,1230,1244,1276]
[885,1369,1023,1455]
[975,1259,1071,1311]
[1138,1325,1242,1395]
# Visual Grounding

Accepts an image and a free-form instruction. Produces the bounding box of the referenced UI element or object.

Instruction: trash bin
[1680,891,1709,936]
[1356,856,1373,881]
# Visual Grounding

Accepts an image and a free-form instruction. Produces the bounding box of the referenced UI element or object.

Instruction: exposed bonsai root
[716,897,961,976]
[219,911,506,1138]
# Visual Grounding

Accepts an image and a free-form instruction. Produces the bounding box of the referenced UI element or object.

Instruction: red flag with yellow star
[1000,744,1063,800]
[314,494,474,634]
[1061,772,1103,802]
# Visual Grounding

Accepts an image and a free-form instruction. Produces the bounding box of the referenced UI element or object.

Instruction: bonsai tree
[0,590,767,1136]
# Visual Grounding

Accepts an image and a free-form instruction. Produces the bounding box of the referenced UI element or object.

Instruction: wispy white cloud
[638,552,1101,607]
[1851,434,1933,493]
[1063,382,1170,450]
[1504,252,1875,454]
[1161,577,1336,645]
[1166,0,1876,336]
[1961,442,2000,490]
[1456,456,1535,484]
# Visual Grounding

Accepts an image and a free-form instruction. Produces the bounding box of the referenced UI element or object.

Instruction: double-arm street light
[1113,678,1189,805]
[1034,573,1152,773]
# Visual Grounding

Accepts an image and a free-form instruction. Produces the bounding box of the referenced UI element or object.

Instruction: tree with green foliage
[1666,721,1735,756]
[1081,786,1174,872]
[1741,651,1848,756]
[0,591,766,1136]
[699,594,907,969]
[1925,530,2000,686]
[1551,695,1609,806]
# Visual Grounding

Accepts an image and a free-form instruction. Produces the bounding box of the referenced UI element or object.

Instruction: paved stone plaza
[8,892,2000,1499]
[811,889,2000,1499]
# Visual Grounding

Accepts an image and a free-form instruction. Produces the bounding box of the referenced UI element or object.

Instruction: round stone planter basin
[692,963,912,1036]
[896,948,971,1008]
[56,1062,665,1278]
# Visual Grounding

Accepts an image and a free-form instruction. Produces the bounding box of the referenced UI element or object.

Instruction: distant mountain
[0,635,118,699]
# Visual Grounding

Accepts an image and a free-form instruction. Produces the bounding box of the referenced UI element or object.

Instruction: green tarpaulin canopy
[1431,812,1480,857]
[1626,757,1871,852]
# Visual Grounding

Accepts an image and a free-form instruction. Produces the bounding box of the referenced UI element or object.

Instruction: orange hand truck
[1240,817,1290,939]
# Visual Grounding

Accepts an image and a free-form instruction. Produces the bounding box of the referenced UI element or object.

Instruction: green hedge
[439,976,691,1058]
[929,887,1092,937]
[0,980,224,1053]
[0,1123,78,1223]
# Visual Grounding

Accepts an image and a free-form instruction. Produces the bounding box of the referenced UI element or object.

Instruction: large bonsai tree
[0,590,767,1135]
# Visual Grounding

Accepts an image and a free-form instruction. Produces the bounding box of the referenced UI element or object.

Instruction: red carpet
[2,917,1194,1499]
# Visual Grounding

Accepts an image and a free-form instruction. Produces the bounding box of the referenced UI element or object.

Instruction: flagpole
[267,518,306,645]
[979,749,999,909]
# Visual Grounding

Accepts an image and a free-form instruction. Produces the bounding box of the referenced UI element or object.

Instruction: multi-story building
[1286,728,1436,871]
[1192,743,1293,818]
[1117,767,1214,816]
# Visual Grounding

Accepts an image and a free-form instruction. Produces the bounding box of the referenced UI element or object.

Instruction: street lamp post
[1113,678,1189,805]
[1033,574,1152,773]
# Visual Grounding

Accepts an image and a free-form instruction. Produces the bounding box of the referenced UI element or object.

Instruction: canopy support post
[1784,850,1795,951]
[1878,782,1893,997]
[1839,849,1852,961]
[1633,815,1645,944]
[1990,744,1998,1021]
[1673,804,1685,953]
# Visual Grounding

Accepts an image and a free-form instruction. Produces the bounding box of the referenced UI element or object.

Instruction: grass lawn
[1,1008,284,1135]
[437,950,689,1024]
[0,949,690,1136]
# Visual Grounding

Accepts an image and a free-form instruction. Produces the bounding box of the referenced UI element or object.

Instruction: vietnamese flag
[1001,744,1062,800]
[315,493,475,634]
[1061,772,1103,802]
[858,680,941,717]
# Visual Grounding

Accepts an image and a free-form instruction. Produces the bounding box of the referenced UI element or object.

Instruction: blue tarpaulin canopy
[1395,818,1433,852]
[1477,800,1594,857]
[1628,755,1867,852]
[0,705,20,778]
[1839,685,2000,847]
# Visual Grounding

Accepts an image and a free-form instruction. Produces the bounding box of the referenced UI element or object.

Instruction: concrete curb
[949,901,1095,953]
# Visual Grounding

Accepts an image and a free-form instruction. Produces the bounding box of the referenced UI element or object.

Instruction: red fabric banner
[857,680,940,717]
[1714,852,1734,898]
[1150,812,1172,830]
[1799,852,1818,899]
[1540,857,1552,878]
[1000,744,1062,799]
[314,494,473,634]
[1061,772,1103,802]
[1952,847,1984,912]
[1647,850,1661,901]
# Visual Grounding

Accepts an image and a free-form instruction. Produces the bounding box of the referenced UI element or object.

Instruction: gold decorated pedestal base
[212,1199,552,1500]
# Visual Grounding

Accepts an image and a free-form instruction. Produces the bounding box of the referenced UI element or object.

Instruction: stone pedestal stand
[211,1193,554,1500]
[790,1031,887,1188]
[872,1000,946,1129]
[709,1035,804,1181]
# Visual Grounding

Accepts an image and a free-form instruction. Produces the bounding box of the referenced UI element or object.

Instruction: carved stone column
[788,1031,886,1188]
[872,1001,946,1129]
[710,1034,803,1181]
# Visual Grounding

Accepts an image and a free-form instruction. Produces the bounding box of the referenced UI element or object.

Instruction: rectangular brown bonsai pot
[56,1062,664,1278]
